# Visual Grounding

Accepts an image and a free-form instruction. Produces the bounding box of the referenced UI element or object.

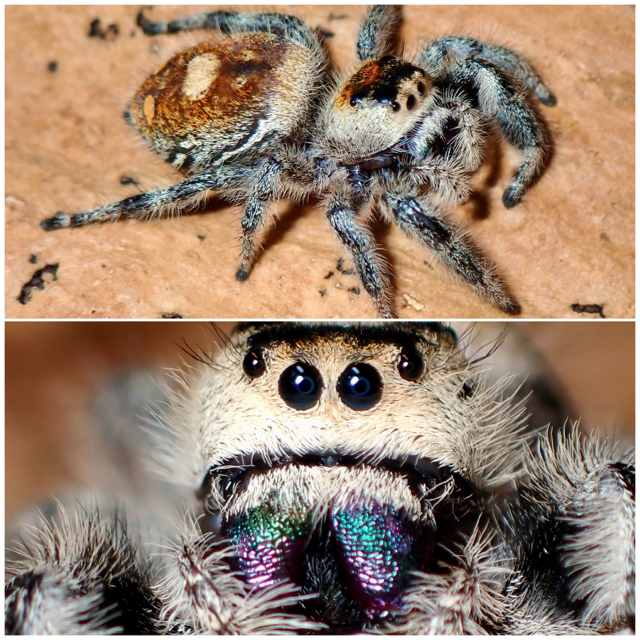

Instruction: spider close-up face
[4,322,635,634]
[5,6,633,319]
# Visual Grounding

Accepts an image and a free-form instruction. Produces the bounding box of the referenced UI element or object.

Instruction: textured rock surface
[5,6,634,319]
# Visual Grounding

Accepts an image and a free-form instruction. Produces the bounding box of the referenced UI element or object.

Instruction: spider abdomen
[130,33,320,172]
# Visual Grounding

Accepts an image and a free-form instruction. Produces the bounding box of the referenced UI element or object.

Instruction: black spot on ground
[18,264,59,305]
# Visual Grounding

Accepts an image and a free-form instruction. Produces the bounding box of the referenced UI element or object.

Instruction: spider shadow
[467,137,503,221]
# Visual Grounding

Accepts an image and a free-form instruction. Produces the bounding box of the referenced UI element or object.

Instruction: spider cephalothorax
[40,6,555,317]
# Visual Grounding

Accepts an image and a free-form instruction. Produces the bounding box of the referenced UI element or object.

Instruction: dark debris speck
[18,264,59,305]
[29,254,38,264]
[336,258,354,276]
[161,313,183,319]
[571,303,605,319]
[47,61,58,73]
[120,175,140,186]
[89,18,120,40]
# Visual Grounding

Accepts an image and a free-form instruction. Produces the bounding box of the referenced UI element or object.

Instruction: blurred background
[5,321,634,522]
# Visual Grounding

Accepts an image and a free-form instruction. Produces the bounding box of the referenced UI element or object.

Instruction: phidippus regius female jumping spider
[5,323,634,634]
[40,6,555,317]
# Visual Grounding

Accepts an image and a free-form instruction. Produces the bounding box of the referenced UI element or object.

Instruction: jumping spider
[5,323,634,634]
[39,6,555,317]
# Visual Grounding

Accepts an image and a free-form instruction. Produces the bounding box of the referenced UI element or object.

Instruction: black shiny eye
[417,81,426,95]
[391,101,401,112]
[243,350,266,378]
[279,362,322,410]
[406,95,416,110]
[338,363,383,411]
[398,348,425,382]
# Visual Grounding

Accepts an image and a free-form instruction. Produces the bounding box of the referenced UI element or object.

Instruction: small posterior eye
[243,350,266,378]
[397,348,425,382]
[279,362,323,410]
[338,363,383,410]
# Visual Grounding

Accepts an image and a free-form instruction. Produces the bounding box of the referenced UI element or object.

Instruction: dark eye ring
[243,350,266,378]
[279,362,323,410]
[338,363,383,411]
[397,348,425,382]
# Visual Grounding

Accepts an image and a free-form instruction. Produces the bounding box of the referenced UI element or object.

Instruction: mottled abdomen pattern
[130,33,319,172]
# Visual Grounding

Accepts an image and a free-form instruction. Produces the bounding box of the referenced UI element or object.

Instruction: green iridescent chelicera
[226,503,312,588]
[332,504,419,617]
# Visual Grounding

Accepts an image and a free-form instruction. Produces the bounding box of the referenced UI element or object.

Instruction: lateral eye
[279,362,323,410]
[243,350,266,378]
[397,348,425,382]
[338,363,383,411]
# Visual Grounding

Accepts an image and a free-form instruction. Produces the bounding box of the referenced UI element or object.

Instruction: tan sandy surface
[5,321,635,520]
[5,6,634,319]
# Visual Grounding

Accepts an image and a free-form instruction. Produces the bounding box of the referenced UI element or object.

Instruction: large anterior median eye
[279,362,323,410]
[338,363,383,410]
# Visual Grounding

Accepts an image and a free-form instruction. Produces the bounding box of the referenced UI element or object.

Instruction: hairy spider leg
[419,40,554,208]
[325,190,393,318]
[137,9,319,52]
[381,192,519,314]
[355,5,402,63]
[236,159,283,281]
[40,171,242,230]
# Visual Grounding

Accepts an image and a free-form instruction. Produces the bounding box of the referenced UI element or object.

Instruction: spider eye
[397,348,425,382]
[406,95,416,110]
[338,363,383,410]
[279,362,323,410]
[391,101,401,112]
[417,81,426,95]
[243,350,266,378]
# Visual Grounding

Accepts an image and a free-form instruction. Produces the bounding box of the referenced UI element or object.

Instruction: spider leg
[325,190,394,318]
[465,59,551,209]
[501,426,635,633]
[356,5,402,63]
[5,505,162,634]
[419,41,553,208]
[381,192,519,314]
[385,525,509,634]
[236,159,283,282]
[40,170,238,231]
[420,37,556,106]
[408,94,486,207]
[137,8,319,52]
